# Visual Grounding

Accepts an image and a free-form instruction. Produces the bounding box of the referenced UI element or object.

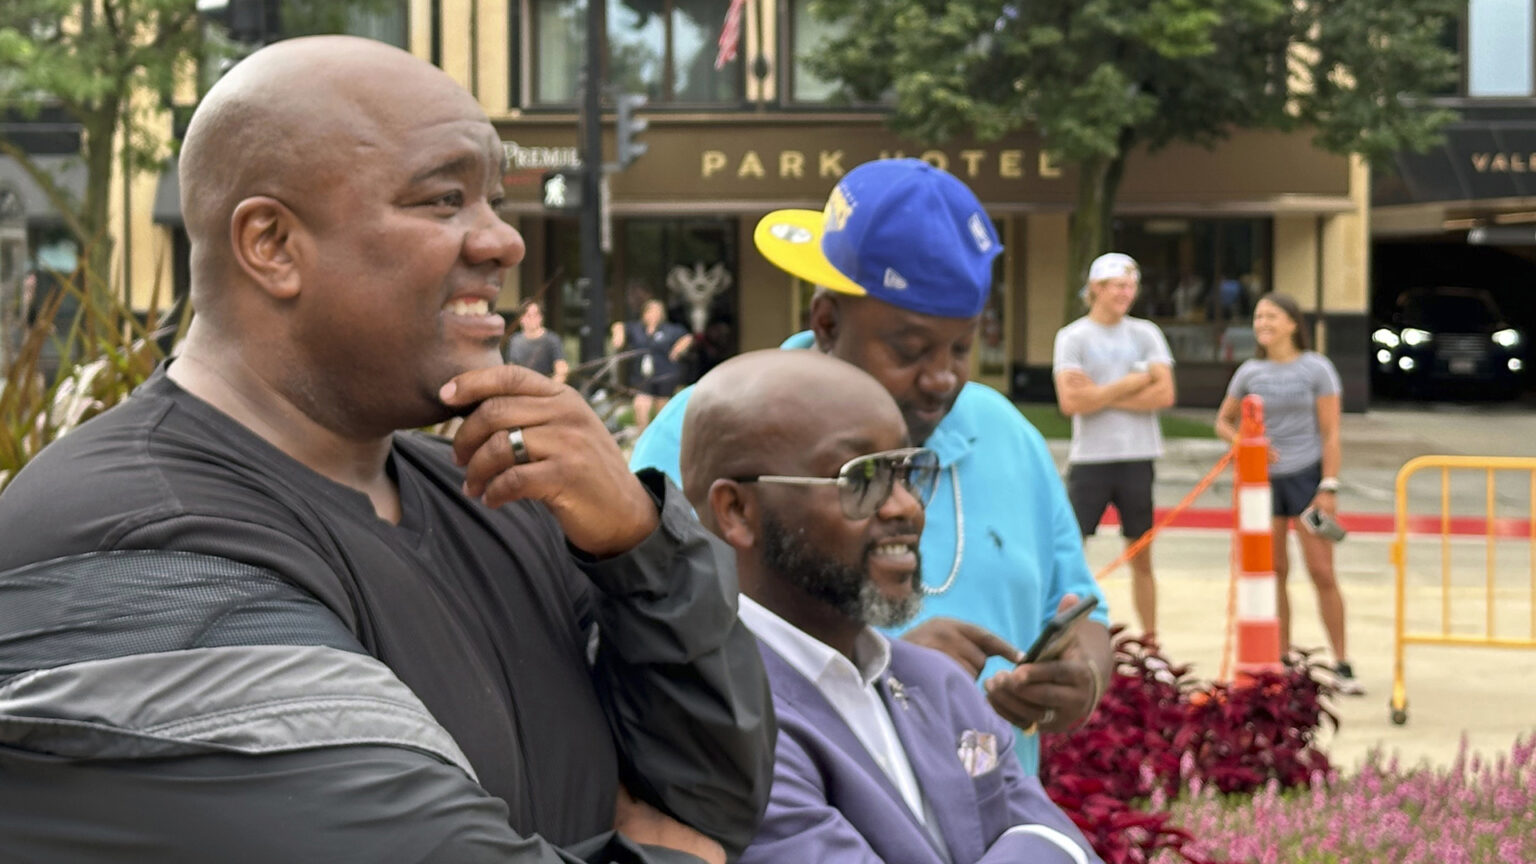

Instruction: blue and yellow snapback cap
[753,159,1002,319]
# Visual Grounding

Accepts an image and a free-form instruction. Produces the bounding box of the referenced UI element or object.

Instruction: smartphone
[1020,596,1100,664]
[1300,506,1347,542]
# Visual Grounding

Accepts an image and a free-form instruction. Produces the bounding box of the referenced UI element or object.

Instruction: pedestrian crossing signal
[542,170,582,212]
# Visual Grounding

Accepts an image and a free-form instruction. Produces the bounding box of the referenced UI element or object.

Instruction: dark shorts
[1067,460,1155,539]
[1271,461,1322,518]
[636,376,678,398]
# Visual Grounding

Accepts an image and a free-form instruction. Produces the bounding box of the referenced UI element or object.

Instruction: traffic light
[615,93,648,169]
[541,169,583,212]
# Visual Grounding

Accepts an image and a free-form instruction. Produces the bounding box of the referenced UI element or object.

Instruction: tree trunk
[78,106,118,309]
[1063,146,1130,325]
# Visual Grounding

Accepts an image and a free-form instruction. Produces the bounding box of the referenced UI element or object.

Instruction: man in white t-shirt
[1052,253,1175,644]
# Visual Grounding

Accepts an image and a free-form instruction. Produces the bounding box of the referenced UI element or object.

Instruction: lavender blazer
[740,638,1102,864]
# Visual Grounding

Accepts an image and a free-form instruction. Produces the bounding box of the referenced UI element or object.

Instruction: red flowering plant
[1040,629,1338,864]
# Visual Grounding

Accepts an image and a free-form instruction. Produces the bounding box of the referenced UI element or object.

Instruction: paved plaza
[1066,401,1536,771]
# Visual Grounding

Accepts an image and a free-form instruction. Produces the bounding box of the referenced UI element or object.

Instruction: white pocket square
[957,729,998,777]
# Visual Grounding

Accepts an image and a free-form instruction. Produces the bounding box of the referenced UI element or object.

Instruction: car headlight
[1401,328,1433,347]
[1371,328,1400,348]
[1492,328,1523,349]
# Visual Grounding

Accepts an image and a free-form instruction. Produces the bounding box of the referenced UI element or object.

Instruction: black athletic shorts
[1271,461,1322,518]
[636,375,679,398]
[1067,460,1155,539]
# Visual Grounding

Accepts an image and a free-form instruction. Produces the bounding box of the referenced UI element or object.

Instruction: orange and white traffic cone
[1233,394,1282,675]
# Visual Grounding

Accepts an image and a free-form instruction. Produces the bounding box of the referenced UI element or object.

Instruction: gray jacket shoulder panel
[0,644,476,780]
[0,549,363,679]
[0,550,473,776]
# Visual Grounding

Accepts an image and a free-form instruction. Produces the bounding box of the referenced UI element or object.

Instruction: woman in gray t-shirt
[1215,292,1361,694]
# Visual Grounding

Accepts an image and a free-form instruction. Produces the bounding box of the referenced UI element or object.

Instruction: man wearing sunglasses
[633,158,1112,776]
[680,349,1100,864]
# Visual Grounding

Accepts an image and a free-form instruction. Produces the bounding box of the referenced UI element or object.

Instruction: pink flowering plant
[1040,631,1535,863]
[1169,735,1536,863]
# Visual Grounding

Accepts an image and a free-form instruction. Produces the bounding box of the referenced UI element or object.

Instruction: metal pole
[579,0,607,364]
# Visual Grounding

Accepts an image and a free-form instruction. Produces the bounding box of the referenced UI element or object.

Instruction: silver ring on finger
[507,427,531,465]
[1041,708,1056,727]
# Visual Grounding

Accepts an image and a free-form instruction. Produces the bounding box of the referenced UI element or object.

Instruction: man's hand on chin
[440,365,658,557]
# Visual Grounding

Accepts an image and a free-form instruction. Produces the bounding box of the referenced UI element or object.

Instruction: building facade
[1373,0,1536,396]
[112,0,1373,407]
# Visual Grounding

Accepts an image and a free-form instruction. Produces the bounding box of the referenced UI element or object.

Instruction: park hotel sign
[496,117,1348,210]
[698,147,1063,182]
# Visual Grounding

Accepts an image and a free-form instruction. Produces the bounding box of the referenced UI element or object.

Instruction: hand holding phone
[1020,596,1100,665]
[1300,506,1347,542]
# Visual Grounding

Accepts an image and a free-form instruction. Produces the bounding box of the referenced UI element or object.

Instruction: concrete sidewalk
[1067,404,1536,771]
[1087,530,1536,773]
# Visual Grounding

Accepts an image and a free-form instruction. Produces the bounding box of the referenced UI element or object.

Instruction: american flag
[714,0,747,70]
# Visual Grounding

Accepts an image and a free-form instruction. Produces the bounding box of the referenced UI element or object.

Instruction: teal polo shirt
[629,333,1110,775]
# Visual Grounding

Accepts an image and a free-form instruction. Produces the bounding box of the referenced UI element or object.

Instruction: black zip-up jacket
[0,370,774,863]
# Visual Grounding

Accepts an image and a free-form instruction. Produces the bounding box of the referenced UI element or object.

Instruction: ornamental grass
[0,261,183,493]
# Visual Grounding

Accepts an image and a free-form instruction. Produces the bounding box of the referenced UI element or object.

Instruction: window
[789,0,850,102]
[531,0,743,106]
[977,223,1008,378]
[202,1,409,91]
[1468,0,1533,96]
[539,217,740,383]
[1433,13,1463,96]
[621,218,739,382]
[533,0,584,104]
[283,0,409,47]
[1111,217,1273,363]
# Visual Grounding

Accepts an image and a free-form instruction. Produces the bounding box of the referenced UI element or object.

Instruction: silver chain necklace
[921,464,963,596]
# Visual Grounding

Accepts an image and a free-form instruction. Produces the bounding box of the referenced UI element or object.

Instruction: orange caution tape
[1092,448,1235,581]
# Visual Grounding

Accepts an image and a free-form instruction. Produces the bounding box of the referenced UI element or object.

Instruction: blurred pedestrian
[504,299,568,384]
[1053,252,1175,644]
[1215,292,1362,694]
[611,298,692,430]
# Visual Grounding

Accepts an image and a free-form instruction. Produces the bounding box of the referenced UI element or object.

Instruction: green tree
[0,0,202,295]
[806,0,1459,313]
[0,0,395,300]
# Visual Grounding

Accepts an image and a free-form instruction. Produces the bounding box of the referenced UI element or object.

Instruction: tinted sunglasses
[732,447,940,520]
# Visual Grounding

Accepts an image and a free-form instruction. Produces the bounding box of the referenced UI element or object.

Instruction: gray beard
[761,514,923,629]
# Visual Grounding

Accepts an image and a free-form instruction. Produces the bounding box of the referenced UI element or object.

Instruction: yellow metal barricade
[1389,455,1536,725]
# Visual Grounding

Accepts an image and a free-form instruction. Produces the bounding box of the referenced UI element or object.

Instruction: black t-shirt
[0,370,618,844]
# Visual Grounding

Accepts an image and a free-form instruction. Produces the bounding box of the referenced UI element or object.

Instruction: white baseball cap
[1087,252,1139,284]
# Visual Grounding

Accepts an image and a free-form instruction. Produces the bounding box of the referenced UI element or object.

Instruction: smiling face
[1252,297,1298,355]
[821,296,977,445]
[288,75,524,431]
[750,393,926,629]
[1089,273,1139,320]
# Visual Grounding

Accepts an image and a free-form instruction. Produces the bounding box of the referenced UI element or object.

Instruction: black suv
[1371,287,1527,398]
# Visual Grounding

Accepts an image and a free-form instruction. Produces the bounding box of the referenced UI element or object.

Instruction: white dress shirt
[738,596,927,823]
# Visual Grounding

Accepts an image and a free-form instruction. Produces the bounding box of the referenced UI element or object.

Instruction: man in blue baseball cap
[631,158,1111,775]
